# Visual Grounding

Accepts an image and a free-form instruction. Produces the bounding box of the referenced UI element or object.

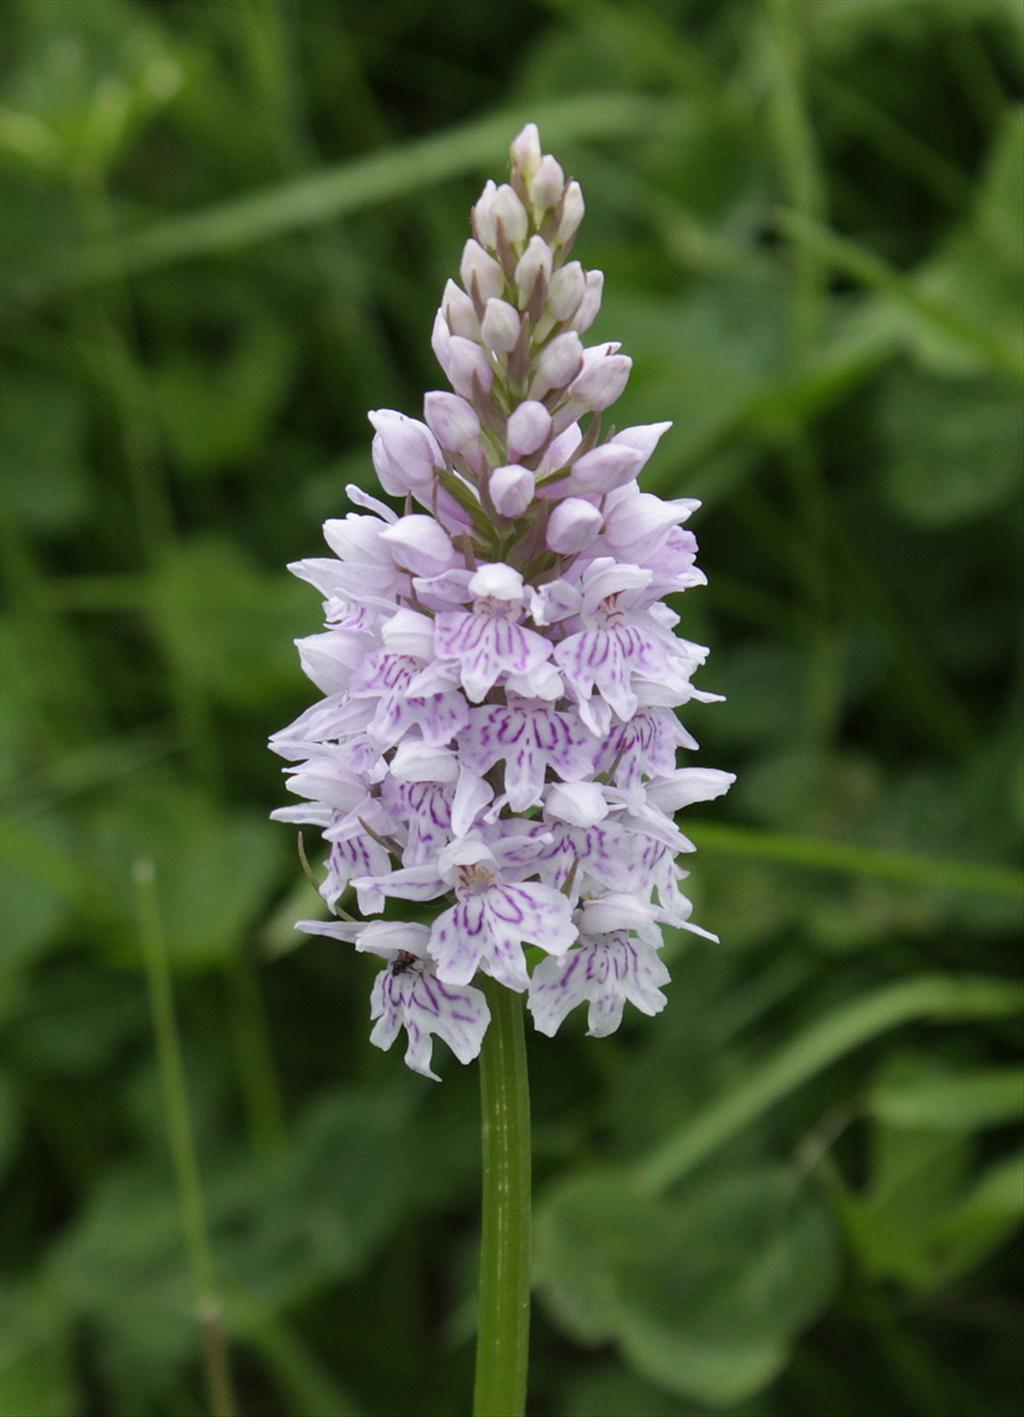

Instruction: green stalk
[135,859,237,1417]
[473,979,532,1417]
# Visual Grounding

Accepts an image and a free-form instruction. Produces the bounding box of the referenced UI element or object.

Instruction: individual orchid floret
[297,919,490,1080]
[527,897,669,1039]
[434,564,552,703]
[459,696,594,811]
[271,121,732,1079]
[428,840,576,992]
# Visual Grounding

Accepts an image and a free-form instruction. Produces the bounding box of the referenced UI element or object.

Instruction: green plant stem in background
[778,208,1024,384]
[226,948,287,1159]
[474,979,532,1417]
[690,822,1024,897]
[135,859,237,1417]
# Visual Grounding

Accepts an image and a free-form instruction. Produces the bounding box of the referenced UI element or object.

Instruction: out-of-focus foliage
[1,1,1022,1414]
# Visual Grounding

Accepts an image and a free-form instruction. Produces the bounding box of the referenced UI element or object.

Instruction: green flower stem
[135,859,237,1417]
[474,979,532,1417]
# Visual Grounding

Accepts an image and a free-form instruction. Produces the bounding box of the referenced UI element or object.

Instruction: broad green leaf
[48,1087,419,1398]
[84,779,284,971]
[152,309,296,478]
[2,0,182,179]
[5,962,145,1076]
[0,813,78,981]
[0,372,89,533]
[150,538,313,713]
[840,1123,1024,1291]
[537,1165,837,1408]
[534,1172,666,1343]
[602,271,790,468]
[0,1289,78,1417]
[563,1363,709,1417]
[0,1069,22,1180]
[877,366,1023,525]
[931,1149,1024,1283]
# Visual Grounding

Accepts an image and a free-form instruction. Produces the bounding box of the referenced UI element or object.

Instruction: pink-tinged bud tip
[546,496,603,553]
[510,123,541,178]
[481,298,521,354]
[490,464,535,518]
[379,514,456,578]
[568,351,632,411]
[507,400,552,458]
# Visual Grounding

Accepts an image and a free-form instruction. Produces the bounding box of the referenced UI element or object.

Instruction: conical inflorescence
[270,124,734,1079]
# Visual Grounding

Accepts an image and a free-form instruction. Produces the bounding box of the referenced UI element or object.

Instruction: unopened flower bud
[424,391,481,455]
[507,400,552,458]
[540,421,582,473]
[546,496,603,553]
[603,490,698,551]
[442,279,479,339]
[570,269,604,333]
[460,239,504,303]
[557,181,585,243]
[529,155,564,214]
[481,298,521,353]
[544,781,608,826]
[490,464,535,517]
[448,335,493,398]
[368,410,442,496]
[567,442,645,495]
[493,183,528,245]
[515,235,553,303]
[382,607,436,659]
[379,514,456,578]
[390,739,459,783]
[469,562,524,601]
[567,350,632,410]
[609,422,673,471]
[537,331,583,391]
[510,123,541,179]
[548,261,585,321]
[472,180,498,248]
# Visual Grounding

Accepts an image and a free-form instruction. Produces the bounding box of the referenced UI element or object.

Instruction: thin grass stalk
[135,858,237,1417]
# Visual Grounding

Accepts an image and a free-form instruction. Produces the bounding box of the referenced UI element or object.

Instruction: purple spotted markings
[270,124,733,1078]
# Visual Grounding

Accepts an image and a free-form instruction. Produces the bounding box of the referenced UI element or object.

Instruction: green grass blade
[778,209,1024,383]
[635,974,1023,1196]
[691,822,1024,898]
[43,94,662,290]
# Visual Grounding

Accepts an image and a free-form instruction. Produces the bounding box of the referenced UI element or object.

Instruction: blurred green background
[2,1,1023,1414]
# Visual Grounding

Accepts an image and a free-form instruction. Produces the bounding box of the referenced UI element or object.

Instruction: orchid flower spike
[271,124,733,1078]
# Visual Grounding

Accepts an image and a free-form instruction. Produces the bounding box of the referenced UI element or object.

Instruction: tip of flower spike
[510,122,541,177]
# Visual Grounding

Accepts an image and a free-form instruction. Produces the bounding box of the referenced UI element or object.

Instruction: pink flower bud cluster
[271,124,733,1079]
